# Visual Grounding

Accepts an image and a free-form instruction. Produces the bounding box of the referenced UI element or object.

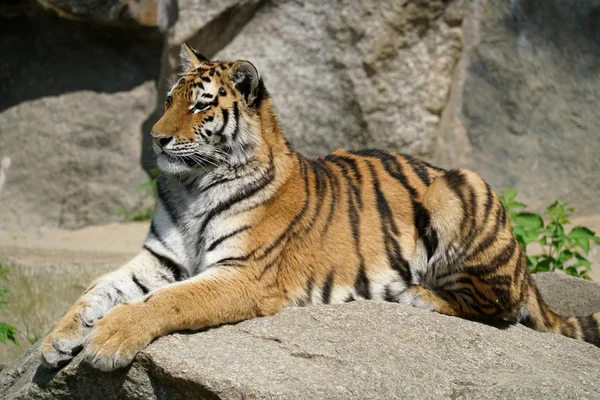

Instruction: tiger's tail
[519,275,600,347]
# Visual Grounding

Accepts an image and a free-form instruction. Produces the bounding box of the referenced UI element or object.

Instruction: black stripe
[143,245,185,281]
[132,274,150,295]
[415,206,438,260]
[306,276,314,303]
[253,79,269,109]
[150,220,176,255]
[483,182,494,220]
[443,170,470,237]
[200,175,238,193]
[466,207,505,260]
[230,102,240,142]
[463,237,517,276]
[257,154,311,263]
[402,153,430,185]
[477,274,513,286]
[324,154,369,297]
[344,294,356,303]
[351,149,419,199]
[198,154,275,236]
[354,265,371,299]
[367,162,411,283]
[206,225,252,252]
[305,160,328,234]
[404,153,446,173]
[312,159,339,237]
[384,285,396,302]
[321,270,335,304]
[579,315,600,346]
[323,154,363,208]
[214,108,230,138]
[156,179,179,225]
[443,276,493,306]
[113,287,126,301]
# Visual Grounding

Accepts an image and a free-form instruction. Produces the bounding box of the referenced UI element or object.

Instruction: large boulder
[1,273,600,399]
[0,5,166,233]
[435,0,600,213]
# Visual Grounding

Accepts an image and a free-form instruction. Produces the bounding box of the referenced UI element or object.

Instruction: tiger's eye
[165,95,173,107]
[219,88,226,96]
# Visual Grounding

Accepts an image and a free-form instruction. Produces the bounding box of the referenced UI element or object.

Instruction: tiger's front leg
[83,264,285,371]
[41,249,179,368]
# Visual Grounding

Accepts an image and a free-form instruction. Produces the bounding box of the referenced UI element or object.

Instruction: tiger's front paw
[84,303,155,371]
[41,301,105,369]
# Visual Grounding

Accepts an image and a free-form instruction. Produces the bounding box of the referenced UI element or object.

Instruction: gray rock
[33,0,175,30]
[0,13,162,232]
[164,0,463,159]
[1,273,600,399]
[436,0,600,214]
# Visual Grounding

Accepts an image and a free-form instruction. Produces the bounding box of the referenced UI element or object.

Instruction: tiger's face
[151,44,266,174]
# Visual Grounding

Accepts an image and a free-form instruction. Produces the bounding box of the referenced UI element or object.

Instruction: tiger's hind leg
[402,169,526,323]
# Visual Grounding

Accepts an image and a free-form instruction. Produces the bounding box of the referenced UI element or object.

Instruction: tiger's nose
[152,135,173,148]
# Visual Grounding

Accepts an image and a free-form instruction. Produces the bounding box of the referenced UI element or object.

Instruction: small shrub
[116,168,159,222]
[0,265,18,345]
[499,188,600,280]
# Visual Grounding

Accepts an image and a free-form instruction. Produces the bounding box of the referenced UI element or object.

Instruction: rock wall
[0,1,172,233]
[436,0,600,213]
[172,0,463,159]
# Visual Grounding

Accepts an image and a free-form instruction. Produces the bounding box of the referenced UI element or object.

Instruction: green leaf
[504,187,517,203]
[526,256,539,267]
[510,201,527,209]
[568,226,597,239]
[514,212,544,229]
[575,237,590,254]
[572,253,592,270]
[566,266,579,277]
[535,257,554,272]
[0,322,18,345]
[557,250,573,263]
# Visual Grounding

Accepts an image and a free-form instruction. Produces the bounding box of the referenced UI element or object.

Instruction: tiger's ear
[229,61,261,107]
[179,43,208,72]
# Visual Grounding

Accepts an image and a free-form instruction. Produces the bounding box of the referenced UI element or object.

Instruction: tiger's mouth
[156,151,218,174]
[164,153,199,167]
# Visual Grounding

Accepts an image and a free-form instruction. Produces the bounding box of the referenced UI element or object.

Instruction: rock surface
[34,0,174,30]
[436,0,600,213]
[211,0,463,159]
[0,9,163,233]
[1,273,600,399]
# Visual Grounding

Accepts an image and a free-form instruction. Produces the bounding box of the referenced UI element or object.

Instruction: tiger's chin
[156,153,213,175]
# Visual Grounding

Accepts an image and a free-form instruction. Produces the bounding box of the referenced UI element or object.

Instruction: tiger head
[151,44,271,174]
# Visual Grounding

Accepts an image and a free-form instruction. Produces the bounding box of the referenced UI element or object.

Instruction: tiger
[41,44,600,371]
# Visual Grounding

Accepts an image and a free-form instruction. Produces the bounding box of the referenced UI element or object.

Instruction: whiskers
[166,148,231,169]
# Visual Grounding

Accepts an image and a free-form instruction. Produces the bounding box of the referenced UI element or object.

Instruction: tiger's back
[247,149,444,307]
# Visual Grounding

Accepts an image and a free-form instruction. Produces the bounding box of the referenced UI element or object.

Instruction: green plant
[499,188,600,280]
[0,265,18,345]
[116,168,159,222]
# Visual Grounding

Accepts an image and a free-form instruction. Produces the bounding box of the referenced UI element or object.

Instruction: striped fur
[41,44,600,371]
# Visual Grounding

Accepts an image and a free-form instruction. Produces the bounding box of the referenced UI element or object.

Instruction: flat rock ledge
[2,273,600,400]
